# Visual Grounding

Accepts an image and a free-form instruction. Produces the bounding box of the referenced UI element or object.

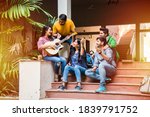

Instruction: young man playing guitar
[37,26,66,81]
[53,14,77,59]
[53,14,77,45]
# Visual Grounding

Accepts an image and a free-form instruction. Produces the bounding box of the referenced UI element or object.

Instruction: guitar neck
[60,36,70,43]
[60,33,77,44]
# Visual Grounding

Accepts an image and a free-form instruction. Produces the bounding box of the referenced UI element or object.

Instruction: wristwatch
[99,51,102,54]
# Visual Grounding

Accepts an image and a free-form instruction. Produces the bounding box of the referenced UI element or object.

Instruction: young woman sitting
[58,38,87,90]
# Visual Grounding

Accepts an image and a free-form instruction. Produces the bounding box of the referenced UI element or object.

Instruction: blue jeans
[85,62,116,85]
[63,65,86,82]
[44,56,66,75]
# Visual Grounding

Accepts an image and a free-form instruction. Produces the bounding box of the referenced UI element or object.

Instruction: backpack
[86,53,93,68]
[140,76,150,93]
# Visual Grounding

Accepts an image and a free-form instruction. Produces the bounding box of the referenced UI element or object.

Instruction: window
[140,23,150,30]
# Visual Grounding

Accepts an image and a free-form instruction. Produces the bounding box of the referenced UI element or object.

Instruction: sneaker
[60,77,63,81]
[75,86,82,90]
[106,78,111,83]
[54,74,59,82]
[58,85,66,90]
[95,85,106,93]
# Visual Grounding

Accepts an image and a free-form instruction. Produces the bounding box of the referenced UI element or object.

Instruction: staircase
[117,29,135,60]
[45,61,150,100]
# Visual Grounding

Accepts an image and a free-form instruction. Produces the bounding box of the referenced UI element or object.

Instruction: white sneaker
[54,74,59,82]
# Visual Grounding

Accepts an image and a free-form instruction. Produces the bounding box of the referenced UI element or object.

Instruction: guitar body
[45,39,64,55]
[45,44,64,55]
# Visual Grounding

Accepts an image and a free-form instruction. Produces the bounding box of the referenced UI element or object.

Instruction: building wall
[31,0,57,23]
[72,0,150,26]
[31,0,150,27]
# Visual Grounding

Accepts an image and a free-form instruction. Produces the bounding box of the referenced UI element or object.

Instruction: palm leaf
[26,18,44,28]
[48,17,58,26]
[0,0,52,21]
[19,4,27,17]
[34,5,52,18]
[7,81,16,90]
[1,63,7,80]
[0,25,24,35]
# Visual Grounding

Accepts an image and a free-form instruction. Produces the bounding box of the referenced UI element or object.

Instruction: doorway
[140,23,150,62]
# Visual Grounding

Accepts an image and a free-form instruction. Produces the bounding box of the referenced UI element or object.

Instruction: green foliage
[0,0,56,97]
[0,61,18,96]
[0,0,54,28]
[0,80,18,96]
[0,25,24,35]
[47,17,58,27]
[26,18,44,28]
[1,0,52,21]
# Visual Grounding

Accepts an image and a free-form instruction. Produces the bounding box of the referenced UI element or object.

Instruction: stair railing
[127,31,136,59]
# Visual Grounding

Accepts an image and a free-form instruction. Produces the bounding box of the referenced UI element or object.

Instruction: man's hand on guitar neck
[65,35,71,40]
[53,33,61,39]
[57,33,61,39]
[53,33,71,41]
[66,32,77,40]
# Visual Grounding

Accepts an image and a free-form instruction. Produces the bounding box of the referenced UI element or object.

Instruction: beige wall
[76,34,98,52]
[76,24,136,52]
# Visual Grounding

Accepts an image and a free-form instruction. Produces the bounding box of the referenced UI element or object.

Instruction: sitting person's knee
[64,65,70,70]
[85,70,88,76]
[74,65,80,69]
[85,69,91,76]
[98,63,105,69]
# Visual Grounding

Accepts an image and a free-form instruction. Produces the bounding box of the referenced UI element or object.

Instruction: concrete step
[51,82,141,93]
[112,75,143,84]
[117,62,150,68]
[45,62,150,100]
[41,98,79,100]
[45,90,150,100]
[116,68,150,75]
[84,75,144,84]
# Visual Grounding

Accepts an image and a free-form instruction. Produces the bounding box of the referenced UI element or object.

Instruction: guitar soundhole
[56,43,59,46]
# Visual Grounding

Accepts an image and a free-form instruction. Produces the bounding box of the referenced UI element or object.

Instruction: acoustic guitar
[45,33,77,55]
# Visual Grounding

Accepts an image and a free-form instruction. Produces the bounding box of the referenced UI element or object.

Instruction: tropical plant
[0,0,56,96]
